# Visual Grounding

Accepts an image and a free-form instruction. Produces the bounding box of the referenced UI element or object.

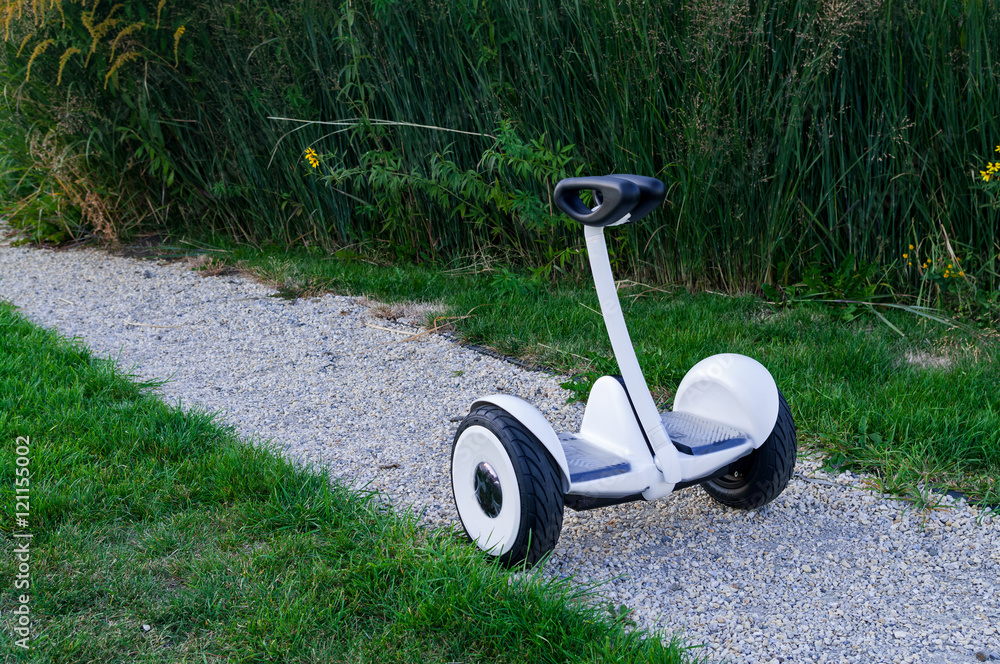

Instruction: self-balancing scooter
[451,174,797,566]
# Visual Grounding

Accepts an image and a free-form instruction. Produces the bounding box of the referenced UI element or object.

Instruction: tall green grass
[1,0,998,290]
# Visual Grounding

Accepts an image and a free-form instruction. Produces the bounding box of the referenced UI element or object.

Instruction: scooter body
[473,350,778,502]
[451,174,797,566]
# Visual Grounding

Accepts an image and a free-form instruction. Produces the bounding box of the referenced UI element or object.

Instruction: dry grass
[186,253,236,276]
[903,350,953,370]
[357,296,444,326]
[235,256,328,298]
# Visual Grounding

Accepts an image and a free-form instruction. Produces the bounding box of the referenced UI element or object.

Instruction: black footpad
[558,433,631,483]
[660,411,751,456]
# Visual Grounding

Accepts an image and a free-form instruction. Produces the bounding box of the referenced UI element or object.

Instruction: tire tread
[454,404,564,567]
[701,390,797,509]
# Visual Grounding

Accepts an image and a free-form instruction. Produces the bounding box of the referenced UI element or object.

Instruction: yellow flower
[156,0,167,29]
[305,147,319,168]
[959,271,965,277]
[173,25,186,66]
[908,244,914,250]
[983,171,992,182]
[26,38,54,82]
[105,51,142,89]
[903,253,908,259]
[110,22,144,65]
[57,47,82,86]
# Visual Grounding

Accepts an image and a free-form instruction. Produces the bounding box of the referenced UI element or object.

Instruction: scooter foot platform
[557,433,631,482]
[660,411,751,456]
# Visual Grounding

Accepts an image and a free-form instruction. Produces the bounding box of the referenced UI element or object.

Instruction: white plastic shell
[672,353,779,448]
[579,376,654,463]
[470,395,571,492]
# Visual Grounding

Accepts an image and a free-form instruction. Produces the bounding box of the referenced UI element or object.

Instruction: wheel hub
[714,451,755,489]
[473,461,503,518]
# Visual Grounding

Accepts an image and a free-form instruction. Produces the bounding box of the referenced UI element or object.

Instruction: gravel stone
[1,240,998,664]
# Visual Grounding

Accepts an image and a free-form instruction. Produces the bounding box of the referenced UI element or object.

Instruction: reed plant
[1,0,997,295]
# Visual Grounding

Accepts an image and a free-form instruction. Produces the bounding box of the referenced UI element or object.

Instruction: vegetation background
[1,0,998,297]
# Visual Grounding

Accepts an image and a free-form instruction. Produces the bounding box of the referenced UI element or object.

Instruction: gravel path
[1,240,997,664]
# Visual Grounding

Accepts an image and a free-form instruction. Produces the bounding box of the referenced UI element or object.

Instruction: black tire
[700,390,797,509]
[451,404,564,568]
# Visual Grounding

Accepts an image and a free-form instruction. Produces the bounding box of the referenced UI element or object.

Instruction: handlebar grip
[554,175,666,227]
[554,176,640,227]
[616,174,666,223]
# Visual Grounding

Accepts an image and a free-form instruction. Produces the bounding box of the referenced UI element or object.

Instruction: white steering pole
[583,224,673,456]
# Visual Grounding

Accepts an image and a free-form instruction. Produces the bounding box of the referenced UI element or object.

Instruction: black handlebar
[554,174,666,227]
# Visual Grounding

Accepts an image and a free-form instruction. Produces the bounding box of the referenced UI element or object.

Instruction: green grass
[0,303,695,663]
[201,239,1000,506]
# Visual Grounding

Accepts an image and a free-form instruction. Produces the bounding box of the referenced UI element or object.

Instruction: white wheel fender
[673,354,779,448]
[470,395,571,492]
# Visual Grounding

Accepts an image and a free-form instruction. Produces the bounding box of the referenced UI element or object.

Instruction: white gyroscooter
[450,174,797,567]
